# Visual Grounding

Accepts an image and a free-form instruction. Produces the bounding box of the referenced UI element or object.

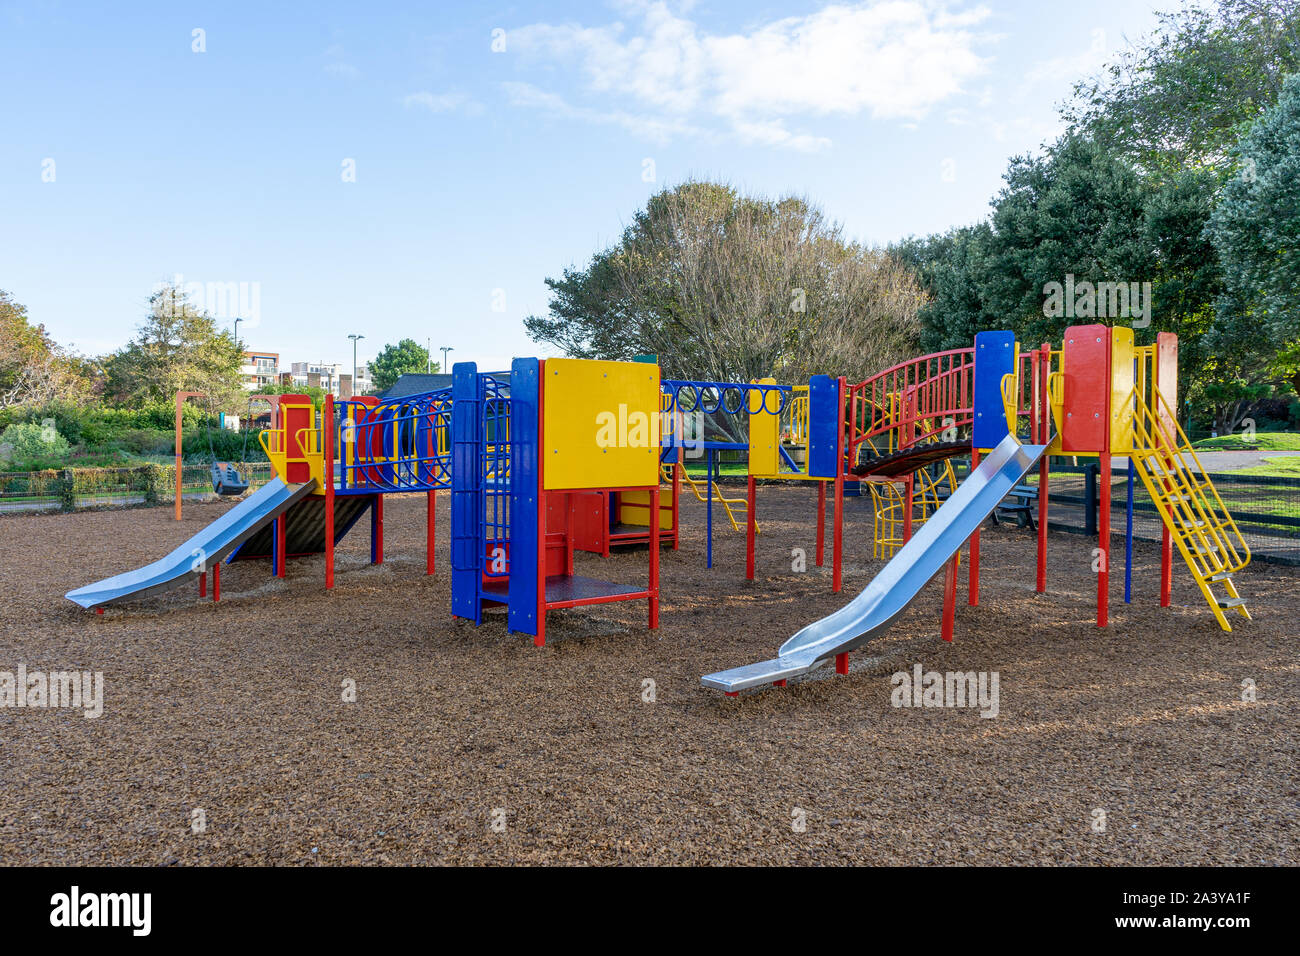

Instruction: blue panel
[507,358,540,636]
[807,375,839,479]
[450,362,480,622]
[973,330,1016,451]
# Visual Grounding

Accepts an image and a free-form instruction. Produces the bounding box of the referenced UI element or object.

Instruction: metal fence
[1028,461,1300,565]
[0,463,278,513]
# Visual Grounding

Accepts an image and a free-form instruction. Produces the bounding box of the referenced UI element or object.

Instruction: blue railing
[335,388,452,494]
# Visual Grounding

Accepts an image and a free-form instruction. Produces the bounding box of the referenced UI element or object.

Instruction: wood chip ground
[1,487,1295,864]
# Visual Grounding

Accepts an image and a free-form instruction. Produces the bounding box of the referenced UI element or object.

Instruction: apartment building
[240,350,280,389]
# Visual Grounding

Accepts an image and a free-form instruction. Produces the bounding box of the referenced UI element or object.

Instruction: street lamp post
[440,346,454,374]
[348,334,364,397]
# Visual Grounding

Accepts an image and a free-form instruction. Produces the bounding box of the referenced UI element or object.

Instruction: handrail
[845,347,975,466]
[1000,372,1020,443]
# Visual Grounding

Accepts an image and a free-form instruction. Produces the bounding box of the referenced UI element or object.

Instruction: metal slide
[701,435,1047,692]
[64,478,318,609]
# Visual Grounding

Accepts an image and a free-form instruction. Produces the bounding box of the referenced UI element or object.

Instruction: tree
[102,284,243,410]
[895,134,1238,423]
[249,381,329,410]
[0,290,90,410]
[1065,0,1300,173]
[525,181,924,388]
[368,339,435,393]
[1203,72,1300,432]
[893,224,996,352]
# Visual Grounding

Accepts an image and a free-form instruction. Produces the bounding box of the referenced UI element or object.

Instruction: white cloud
[324,43,360,79]
[503,0,994,151]
[501,81,707,144]
[403,91,483,115]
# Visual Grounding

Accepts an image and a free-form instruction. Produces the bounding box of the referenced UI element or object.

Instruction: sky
[0,0,1165,374]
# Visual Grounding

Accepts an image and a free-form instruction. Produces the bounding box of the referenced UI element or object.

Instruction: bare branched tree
[526,181,924,388]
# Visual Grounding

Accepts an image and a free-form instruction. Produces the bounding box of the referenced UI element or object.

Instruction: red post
[275,514,286,578]
[773,680,787,687]
[816,481,826,567]
[212,562,220,602]
[198,570,206,597]
[1097,450,1110,626]
[1160,523,1172,608]
[1037,343,1051,594]
[835,652,849,675]
[324,395,335,590]
[649,486,660,629]
[968,448,980,606]
[745,475,757,580]
[426,489,436,574]
[1037,461,1049,594]
[535,368,547,648]
[372,493,384,565]
[941,550,958,642]
[832,377,845,594]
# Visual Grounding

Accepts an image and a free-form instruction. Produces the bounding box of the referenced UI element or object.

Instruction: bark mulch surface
[1,487,1295,865]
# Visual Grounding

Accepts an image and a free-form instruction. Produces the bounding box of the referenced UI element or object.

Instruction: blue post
[1124,456,1135,603]
[370,495,380,564]
[706,448,714,569]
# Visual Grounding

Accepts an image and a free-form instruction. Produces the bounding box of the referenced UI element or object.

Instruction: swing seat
[211,462,250,496]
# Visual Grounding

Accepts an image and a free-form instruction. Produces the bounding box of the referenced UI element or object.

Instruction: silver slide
[701,435,1047,692]
[64,478,317,609]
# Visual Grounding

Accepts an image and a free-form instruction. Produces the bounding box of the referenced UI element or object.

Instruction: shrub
[0,421,72,467]
[119,428,174,456]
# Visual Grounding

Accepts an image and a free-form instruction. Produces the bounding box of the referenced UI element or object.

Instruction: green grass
[1192,431,1300,451]
[1225,456,1300,478]
[683,461,749,477]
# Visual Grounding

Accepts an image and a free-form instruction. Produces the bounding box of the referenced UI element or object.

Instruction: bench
[990,484,1038,531]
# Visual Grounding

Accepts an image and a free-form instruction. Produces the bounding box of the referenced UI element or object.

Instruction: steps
[1125,389,1251,631]
[664,463,757,534]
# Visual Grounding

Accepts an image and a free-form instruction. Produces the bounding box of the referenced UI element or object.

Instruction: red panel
[566,491,607,554]
[1060,324,1110,453]
[1155,332,1179,440]
[282,402,313,484]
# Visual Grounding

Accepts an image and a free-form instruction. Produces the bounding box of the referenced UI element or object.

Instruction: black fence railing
[0,463,278,512]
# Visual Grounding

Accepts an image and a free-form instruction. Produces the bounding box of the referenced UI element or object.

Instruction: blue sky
[0,0,1163,373]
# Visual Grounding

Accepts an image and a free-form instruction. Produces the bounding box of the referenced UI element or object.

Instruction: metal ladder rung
[1209,570,1234,582]
[1216,597,1247,609]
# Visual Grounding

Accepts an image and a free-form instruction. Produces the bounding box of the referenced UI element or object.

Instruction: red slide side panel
[1060,324,1110,454]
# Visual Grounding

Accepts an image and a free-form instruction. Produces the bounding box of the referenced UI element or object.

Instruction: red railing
[846,347,976,466]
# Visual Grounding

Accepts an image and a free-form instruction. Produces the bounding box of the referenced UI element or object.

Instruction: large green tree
[1203,72,1300,430]
[1065,0,1300,173]
[525,181,924,386]
[103,284,243,409]
[368,339,435,393]
[895,134,1231,420]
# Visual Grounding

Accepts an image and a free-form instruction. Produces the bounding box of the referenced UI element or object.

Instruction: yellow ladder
[1125,389,1251,631]
[664,462,757,534]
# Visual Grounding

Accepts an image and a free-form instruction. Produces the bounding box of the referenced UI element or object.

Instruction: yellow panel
[618,489,674,529]
[543,359,660,490]
[1110,326,1135,454]
[748,377,779,476]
